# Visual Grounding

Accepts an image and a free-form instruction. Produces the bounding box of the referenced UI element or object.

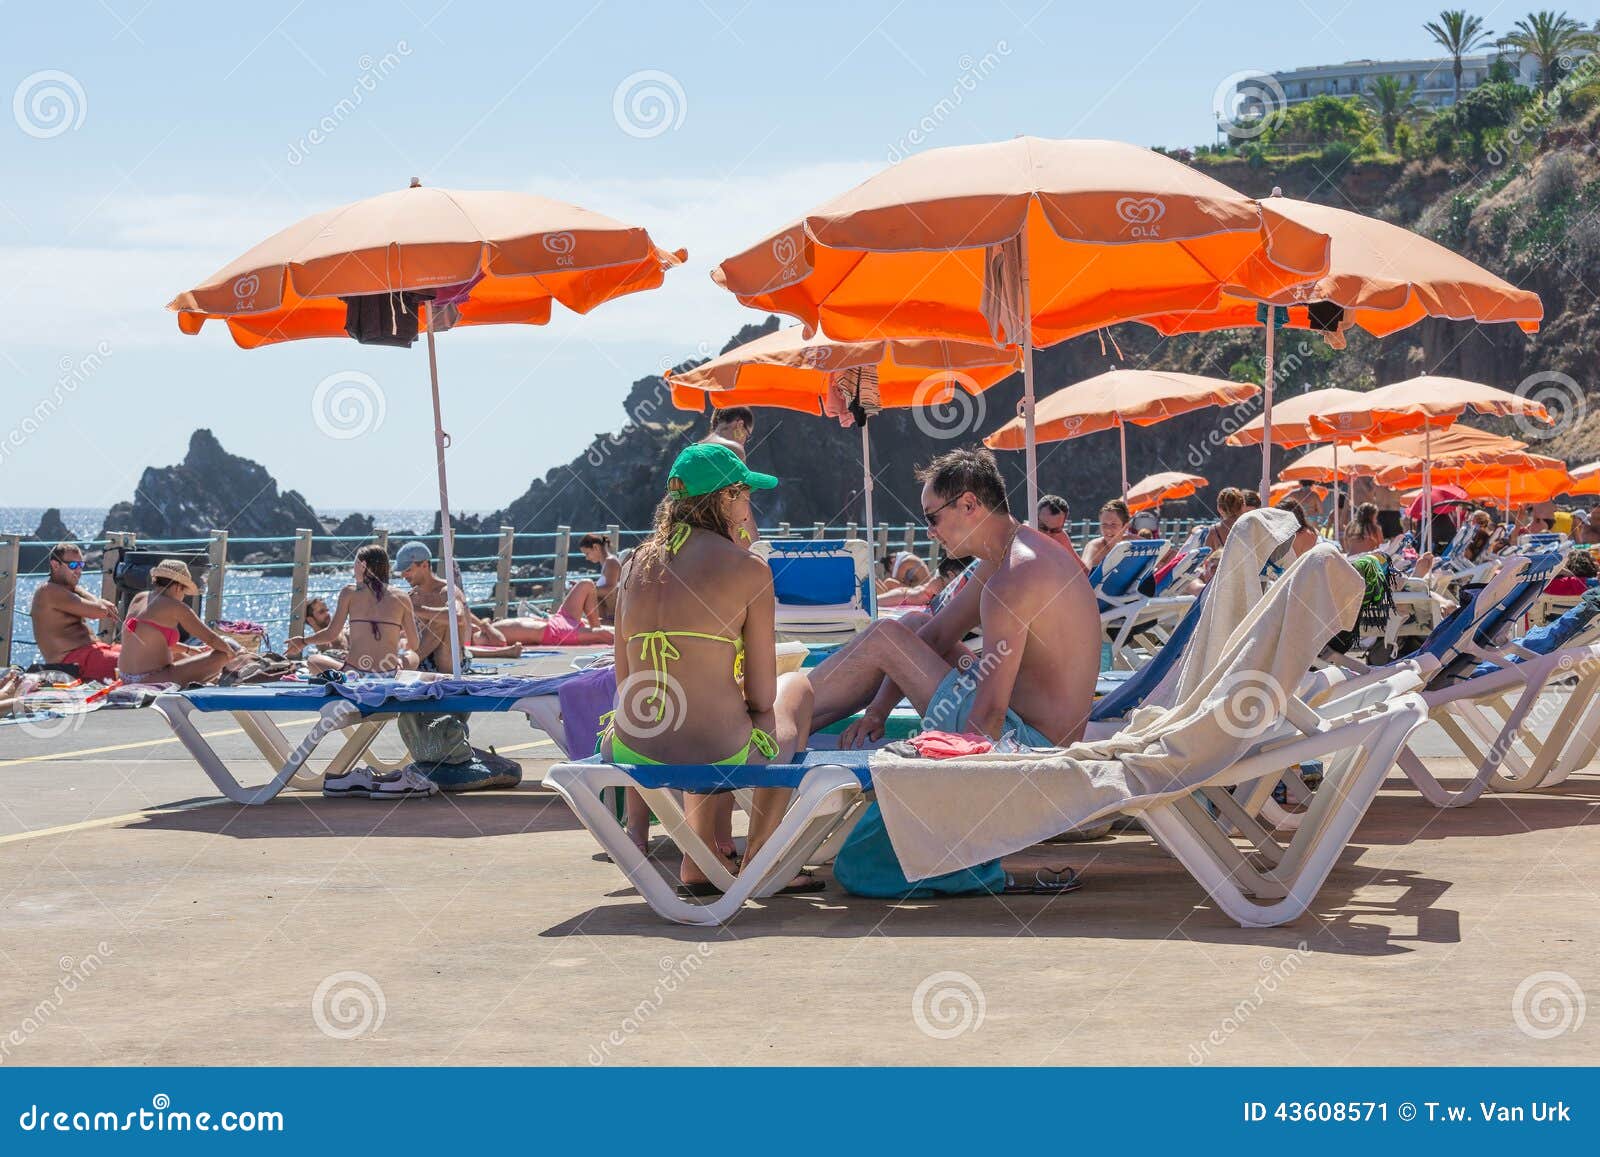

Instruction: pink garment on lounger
[542,612,583,646]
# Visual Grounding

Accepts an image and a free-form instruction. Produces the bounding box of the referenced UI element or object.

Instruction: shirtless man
[578,533,624,622]
[29,543,122,680]
[1037,495,1073,552]
[394,540,471,673]
[702,406,754,460]
[808,447,1100,748]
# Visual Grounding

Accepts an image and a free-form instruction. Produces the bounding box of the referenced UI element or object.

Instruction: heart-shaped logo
[543,231,576,255]
[772,234,799,266]
[232,273,261,300]
[1115,196,1166,226]
[801,345,832,368]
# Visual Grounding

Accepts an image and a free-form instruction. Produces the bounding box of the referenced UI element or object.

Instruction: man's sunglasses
[51,556,83,570]
[923,492,969,528]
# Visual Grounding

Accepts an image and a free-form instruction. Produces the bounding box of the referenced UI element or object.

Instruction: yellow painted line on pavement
[0,716,322,768]
[0,797,232,847]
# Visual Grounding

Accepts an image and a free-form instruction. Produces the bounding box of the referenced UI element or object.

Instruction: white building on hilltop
[1264,52,1539,109]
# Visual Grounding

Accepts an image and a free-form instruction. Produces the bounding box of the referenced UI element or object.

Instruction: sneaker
[323,766,377,798]
[367,766,440,799]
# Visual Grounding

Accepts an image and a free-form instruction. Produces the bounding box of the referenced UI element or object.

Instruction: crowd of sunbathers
[25,534,624,691]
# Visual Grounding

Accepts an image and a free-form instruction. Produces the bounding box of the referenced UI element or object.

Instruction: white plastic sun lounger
[545,671,1427,928]
[155,678,567,804]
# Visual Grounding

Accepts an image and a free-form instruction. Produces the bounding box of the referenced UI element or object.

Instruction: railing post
[375,528,390,555]
[288,528,313,640]
[778,521,791,539]
[903,524,916,556]
[875,523,889,564]
[99,532,122,641]
[606,523,621,555]
[812,521,826,540]
[0,534,18,668]
[553,525,571,601]
[846,521,858,541]
[494,525,515,620]
[205,530,228,624]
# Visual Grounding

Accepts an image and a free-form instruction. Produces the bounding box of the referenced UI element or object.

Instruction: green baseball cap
[667,443,778,498]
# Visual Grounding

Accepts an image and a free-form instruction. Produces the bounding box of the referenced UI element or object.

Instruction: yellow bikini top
[627,523,745,721]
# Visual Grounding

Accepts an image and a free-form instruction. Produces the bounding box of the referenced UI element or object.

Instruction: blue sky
[2,0,1512,510]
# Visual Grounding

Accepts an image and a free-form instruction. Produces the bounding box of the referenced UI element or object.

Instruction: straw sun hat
[151,558,199,597]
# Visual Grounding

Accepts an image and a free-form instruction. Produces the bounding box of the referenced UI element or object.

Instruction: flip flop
[1002,867,1083,895]
[776,873,827,895]
[676,880,724,898]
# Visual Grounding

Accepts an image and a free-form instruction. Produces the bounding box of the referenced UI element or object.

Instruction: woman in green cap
[604,443,821,896]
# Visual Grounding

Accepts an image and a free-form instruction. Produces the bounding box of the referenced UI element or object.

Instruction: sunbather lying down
[487,579,614,647]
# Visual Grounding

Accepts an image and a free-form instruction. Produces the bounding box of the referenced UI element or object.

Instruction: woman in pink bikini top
[117,559,242,686]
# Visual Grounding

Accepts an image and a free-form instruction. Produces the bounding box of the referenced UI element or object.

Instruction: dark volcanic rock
[28,508,74,544]
[99,429,325,559]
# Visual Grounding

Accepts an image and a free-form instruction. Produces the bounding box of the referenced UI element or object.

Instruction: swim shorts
[59,642,121,682]
[920,664,1053,748]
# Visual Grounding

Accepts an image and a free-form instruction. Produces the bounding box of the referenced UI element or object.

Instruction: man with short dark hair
[704,406,755,460]
[29,543,122,680]
[807,447,1100,747]
[1037,494,1072,551]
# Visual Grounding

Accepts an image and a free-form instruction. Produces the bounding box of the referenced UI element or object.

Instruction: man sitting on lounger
[29,543,122,681]
[807,447,1100,748]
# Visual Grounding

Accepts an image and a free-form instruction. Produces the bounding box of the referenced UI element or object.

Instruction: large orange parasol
[712,138,1331,517]
[1306,377,1552,551]
[983,368,1258,499]
[1134,194,1542,502]
[1568,461,1600,497]
[667,327,1019,529]
[1279,441,1416,482]
[1126,471,1208,513]
[169,179,684,665]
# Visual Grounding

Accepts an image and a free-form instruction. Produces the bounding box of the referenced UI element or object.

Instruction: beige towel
[870,544,1363,881]
[979,234,1026,346]
[1163,507,1297,706]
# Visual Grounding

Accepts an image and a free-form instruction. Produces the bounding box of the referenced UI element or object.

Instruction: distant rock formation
[29,508,74,545]
[100,429,326,559]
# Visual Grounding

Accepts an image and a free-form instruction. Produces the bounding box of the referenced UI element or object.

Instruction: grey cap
[394,541,432,570]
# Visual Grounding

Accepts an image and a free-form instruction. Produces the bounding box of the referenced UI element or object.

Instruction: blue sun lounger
[155,676,572,805]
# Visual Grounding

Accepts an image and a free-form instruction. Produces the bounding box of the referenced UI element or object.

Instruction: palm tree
[1425,10,1494,105]
[1366,75,1421,150]
[1500,10,1600,93]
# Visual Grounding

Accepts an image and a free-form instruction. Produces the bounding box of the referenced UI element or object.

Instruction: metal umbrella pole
[424,308,464,672]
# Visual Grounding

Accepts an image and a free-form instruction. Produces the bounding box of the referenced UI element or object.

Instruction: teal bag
[833,803,1005,898]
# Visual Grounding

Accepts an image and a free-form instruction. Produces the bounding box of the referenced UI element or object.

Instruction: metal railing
[1,517,1207,665]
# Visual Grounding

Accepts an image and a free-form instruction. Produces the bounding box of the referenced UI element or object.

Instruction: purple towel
[559,666,617,757]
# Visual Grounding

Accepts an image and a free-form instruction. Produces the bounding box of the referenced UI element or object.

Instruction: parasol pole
[860,418,875,539]
[1019,231,1039,525]
[1331,440,1340,539]
[1427,425,1440,556]
[424,306,464,674]
[1259,316,1275,505]
[1119,419,1129,504]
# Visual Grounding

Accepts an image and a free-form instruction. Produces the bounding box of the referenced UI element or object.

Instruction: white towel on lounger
[868,544,1363,882]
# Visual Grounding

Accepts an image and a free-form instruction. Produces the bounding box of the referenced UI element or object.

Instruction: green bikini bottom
[606,726,779,767]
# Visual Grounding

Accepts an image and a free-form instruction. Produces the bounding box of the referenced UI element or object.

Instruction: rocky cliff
[99,429,326,559]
